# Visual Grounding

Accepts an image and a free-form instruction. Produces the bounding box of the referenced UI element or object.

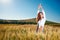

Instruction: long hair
[37,12,43,21]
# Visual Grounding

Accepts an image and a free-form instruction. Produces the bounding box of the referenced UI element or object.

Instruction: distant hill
[0,18,60,26]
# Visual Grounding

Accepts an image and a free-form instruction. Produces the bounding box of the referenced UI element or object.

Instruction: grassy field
[0,24,60,40]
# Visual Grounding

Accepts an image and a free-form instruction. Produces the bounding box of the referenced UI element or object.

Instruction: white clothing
[37,9,46,28]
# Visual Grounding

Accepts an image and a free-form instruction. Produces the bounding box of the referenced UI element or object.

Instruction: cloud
[0,0,13,6]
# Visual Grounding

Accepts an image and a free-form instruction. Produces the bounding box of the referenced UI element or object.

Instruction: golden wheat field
[0,24,60,40]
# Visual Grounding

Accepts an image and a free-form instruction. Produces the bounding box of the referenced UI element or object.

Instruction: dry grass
[0,24,60,40]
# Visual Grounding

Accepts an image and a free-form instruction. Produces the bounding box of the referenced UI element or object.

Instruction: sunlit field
[0,24,60,40]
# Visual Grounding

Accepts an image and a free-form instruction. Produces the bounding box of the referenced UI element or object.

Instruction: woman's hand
[38,4,42,9]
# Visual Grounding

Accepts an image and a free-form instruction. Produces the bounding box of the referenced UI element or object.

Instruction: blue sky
[0,0,60,23]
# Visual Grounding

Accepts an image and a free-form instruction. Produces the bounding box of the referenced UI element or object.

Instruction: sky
[0,0,60,23]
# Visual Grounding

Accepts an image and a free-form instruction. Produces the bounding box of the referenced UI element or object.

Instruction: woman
[36,4,46,32]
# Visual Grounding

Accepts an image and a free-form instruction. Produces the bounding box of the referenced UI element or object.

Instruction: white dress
[37,9,46,29]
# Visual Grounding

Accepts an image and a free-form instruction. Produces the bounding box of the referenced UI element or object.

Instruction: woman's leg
[39,26,44,32]
[36,23,39,32]
[39,26,42,32]
[36,26,39,32]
